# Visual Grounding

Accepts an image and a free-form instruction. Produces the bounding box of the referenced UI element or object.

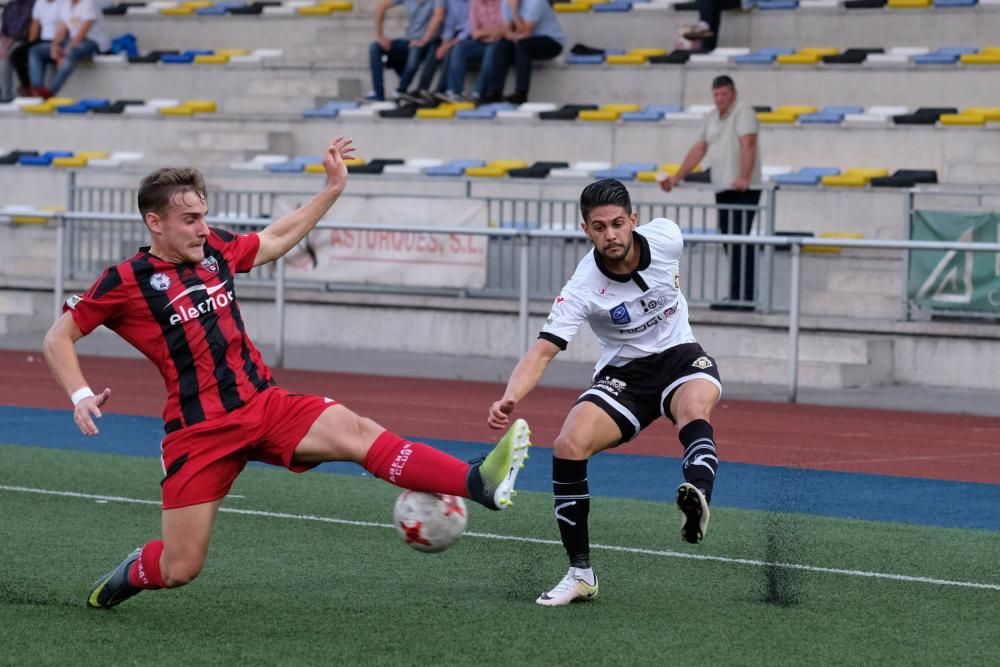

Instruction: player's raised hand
[74,387,111,436]
[487,397,517,430]
[322,136,356,195]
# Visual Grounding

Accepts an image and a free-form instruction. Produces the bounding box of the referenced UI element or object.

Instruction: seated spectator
[367,0,445,103]
[1,0,35,101]
[434,0,504,103]
[28,0,109,98]
[424,0,469,102]
[683,0,744,53]
[478,0,564,105]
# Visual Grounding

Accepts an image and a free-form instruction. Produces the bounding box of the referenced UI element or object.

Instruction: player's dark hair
[137,167,207,218]
[580,179,632,222]
[712,75,735,90]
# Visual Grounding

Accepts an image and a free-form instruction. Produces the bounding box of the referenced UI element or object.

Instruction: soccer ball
[393,490,467,553]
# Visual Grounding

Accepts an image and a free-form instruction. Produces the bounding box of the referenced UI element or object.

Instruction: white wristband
[71,387,95,406]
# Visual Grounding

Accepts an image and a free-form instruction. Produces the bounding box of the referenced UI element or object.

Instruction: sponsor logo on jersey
[691,356,714,369]
[618,305,677,334]
[201,256,219,274]
[150,273,172,291]
[65,294,83,309]
[640,294,671,314]
[609,303,631,325]
[165,280,235,326]
[595,376,627,396]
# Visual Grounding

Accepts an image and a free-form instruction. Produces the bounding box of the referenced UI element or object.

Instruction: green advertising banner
[908,210,1000,313]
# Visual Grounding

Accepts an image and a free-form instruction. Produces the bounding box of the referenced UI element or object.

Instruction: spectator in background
[435,0,504,103]
[479,0,564,104]
[660,75,761,310]
[0,0,35,101]
[28,0,108,98]
[683,0,745,53]
[367,0,445,103]
[423,0,468,102]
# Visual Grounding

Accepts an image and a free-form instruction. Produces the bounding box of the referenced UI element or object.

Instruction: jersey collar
[592,230,651,283]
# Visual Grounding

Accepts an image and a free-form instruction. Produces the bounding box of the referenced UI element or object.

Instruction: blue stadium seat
[566,54,604,65]
[19,151,74,166]
[913,47,978,64]
[799,105,864,123]
[457,103,515,119]
[265,156,322,173]
[592,162,658,180]
[594,1,633,10]
[773,167,841,185]
[932,0,976,6]
[622,105,681,122]
[755,0,799,8]
[733,47,796,64]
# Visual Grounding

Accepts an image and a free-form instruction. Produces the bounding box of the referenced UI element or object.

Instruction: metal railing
[47,211,1000,403]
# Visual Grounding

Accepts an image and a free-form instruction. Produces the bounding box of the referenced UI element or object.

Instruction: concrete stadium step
[62,54,999,110]
[824,267,903,295]
[716,355,893,389]
[102,8,997,54]
[698,326,891,366]
[803,291,902,319]
[4,111,991,188]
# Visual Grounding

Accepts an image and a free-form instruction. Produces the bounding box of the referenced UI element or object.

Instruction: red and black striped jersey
[66,227,275,433]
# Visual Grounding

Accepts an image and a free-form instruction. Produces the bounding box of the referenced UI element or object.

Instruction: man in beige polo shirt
[661,75,762,311]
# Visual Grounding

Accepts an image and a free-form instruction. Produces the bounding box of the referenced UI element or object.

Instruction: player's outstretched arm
[42,313,111,436]
[487,338,561,430]
[253,136,357,267]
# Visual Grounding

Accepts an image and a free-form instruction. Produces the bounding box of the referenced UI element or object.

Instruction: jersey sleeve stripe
[539,331,568,350]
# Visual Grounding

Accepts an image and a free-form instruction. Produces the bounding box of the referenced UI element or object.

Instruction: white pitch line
[3,484,999,592]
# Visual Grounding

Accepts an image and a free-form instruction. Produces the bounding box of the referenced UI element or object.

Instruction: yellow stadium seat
[184,99,217,113]
[160,105,194,116]
[21,104,54,114]
[799,47,839,57]
[888,0,931,7]
[964,107,1000,121]
[52,156,89,168]
[194,54,229,64]
[631,48,668,58]
[440,101,475,111]
[606,54,646,65]
[805,232,864,254]
[939,113,985,126]
[76,151,109,160]
[636,171,660,182]
[344,158,365,167]
[604,103,641,114]
[304,163,325,173]
[554,3,591,11]
[960,52,1000,65]
[776,53,820,65]
[320,0,353,9]
[160,6,195,15]
[821,168,889,187]
[466,160,529,177]
[578,110,619,121]
[417,107,457,119]
[297,4,335,14]
[217,49,250,57]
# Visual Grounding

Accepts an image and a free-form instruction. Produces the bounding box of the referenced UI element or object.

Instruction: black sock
[552,457,591,568]
[679,419,719,503]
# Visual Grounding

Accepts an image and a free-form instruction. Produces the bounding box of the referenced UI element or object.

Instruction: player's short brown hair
[137,167,207,218]
[580,178,632,222]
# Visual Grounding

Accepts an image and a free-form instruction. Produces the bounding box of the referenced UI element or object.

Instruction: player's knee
[161,558,204,588]
[674,403,712,428]
[552,433,590,461]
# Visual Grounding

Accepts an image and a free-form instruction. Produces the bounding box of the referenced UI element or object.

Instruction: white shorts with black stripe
[576,342,722,443]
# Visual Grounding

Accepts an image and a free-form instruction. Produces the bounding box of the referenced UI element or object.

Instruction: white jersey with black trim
[540,217,696,372]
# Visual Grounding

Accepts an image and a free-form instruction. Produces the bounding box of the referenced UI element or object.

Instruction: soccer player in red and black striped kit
[43,137,532,609]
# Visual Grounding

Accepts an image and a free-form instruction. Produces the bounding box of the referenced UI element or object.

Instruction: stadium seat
[465,160,530,177]
[798,106,864,123]
[305,157,363,173]
[762,165,795,182]
[19,151,74,166]
[549,161,613,178]
[55,99,111,114]
[893,107,958,124]
[648,50,692,64]
[592,162,658,180]
[566,54,605,65]
[888,0,931,6]
[379,106,417,118]
[91,100,145,114]
[593,1,634,10]
[456,103,515,119]
[842,105,911,125]
[913,47,977,64]
[755,0,799,8]
[757,105,818,123]
[416,102,475,119]
[870,169,938,187]
[689,47,751,65]
[0,150,39,164]
[664,104,714,122]
[508,161,570,178]
[347,158,404,174]
[578,103,641,121]
[229,154,290,170]
[540,104,600,120]
[932,0,976,5]
[382,158,444,175]
[425,160,487,176]
[865,47,930,66]
[339,101,395,117]
[821,48,884,64]
[266,156,323,173]
[773,166,841,185]
[88,151,144,167]
[495,102,558,120]
[733,47,796,64]
[939,107,1000,125]
[960,48,1000,64]
[776,48,840,65]
[621,104,681,121]
[821,167,890,187]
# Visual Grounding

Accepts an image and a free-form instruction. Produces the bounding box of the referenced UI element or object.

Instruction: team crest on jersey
[201,256,219,274]
[150,273,172,291]
[609,303,631,325]
[692,356,714,370]
[65,294,83,309]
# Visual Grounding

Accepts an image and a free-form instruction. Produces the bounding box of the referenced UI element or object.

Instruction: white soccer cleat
[535,567,599,606]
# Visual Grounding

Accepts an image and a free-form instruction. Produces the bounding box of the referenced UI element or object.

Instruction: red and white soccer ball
[393,491,468,553]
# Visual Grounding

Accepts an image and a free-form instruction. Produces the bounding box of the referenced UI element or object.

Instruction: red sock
[127,539,165,590]
[363,431,470,497]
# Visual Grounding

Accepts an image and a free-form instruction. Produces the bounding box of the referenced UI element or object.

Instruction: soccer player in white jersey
[487,179,723,606]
